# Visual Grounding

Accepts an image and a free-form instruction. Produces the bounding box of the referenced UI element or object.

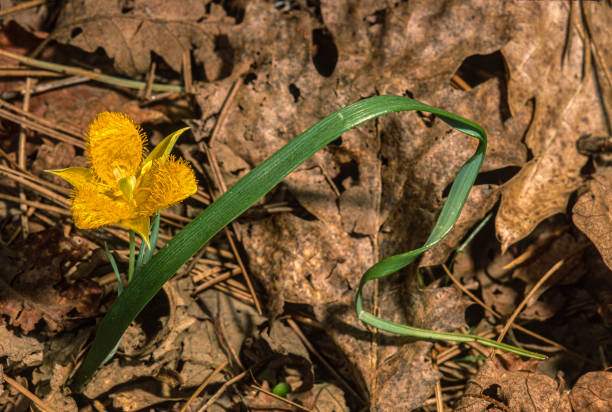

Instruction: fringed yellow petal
[71,183,136,229]
[137,156,197,215]
[118,216,151,247]
[87,112,146,184]
[46,167,95,188]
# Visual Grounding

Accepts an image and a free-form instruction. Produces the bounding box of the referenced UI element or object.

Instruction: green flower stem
[128,230,136,283]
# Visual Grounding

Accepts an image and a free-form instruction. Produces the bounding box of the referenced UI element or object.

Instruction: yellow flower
[48,112,197,244]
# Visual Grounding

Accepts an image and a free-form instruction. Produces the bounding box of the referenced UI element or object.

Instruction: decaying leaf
[82,359,160,400]
[570,371,612,412]
[456,357,571,412]
[29,84,167,133]
[190,1,536,407]
[54,0,233,76]
[0,324,43,369]
[496,1,609,251]
[573,170,612,271]
[110,387,176,412]
[0,227,101,333]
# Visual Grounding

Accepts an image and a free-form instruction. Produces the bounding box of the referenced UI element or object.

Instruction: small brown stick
[3,374,55,412]
[496,260,564,344]
[200,78,262,315]
[0,97,82,137]
[143,62,157,100]
[432,350,445,412]
[0,49,183,93]
[0,164,71,195]
[442,264,593,364]
[26,75,90,96]
[18,77,33,237]
[287,318,367,404]
[182,50,193,94]
[213,283,254,305]
[0,0,46,17]
[197,369,250,411]
[0,106,84,148]
[179,361,229,412]
[208,77,241,146]
[0,193,70,215]
[250,384,314,412]
[0,68,63,77]
[195,267,242,292]
[501,226,569,271]
[451,74,472,91]
[497,243,590,344]
[0,167,71,207]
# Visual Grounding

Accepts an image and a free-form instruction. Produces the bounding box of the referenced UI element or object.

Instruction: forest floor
[0,1,611,411]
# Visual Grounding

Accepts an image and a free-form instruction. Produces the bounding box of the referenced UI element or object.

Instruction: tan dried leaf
[0,228,101,334]
[54,0,231,76]
[573,172,612,271]
[496,1,610,252]
[570,371,612,412]
[456,357,571,412]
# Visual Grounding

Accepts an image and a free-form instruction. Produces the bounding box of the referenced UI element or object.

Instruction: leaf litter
[0,0,610,411]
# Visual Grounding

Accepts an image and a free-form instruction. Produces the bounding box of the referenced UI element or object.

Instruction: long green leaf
[71,95,540,389]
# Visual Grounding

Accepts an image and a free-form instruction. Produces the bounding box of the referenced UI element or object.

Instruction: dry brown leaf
[0,324,43,369]
[82,359,160,399]
[573,171,612,271]
[54,0,233,76]
[110,387,175,412]
[29,84,166,133]
[295,383,349,412]
[456,357,571,412]
[0,1,49,32]
[192,1,533,407]
[570,371,612,412]
[0,227,101,334]
[496,1,610,252]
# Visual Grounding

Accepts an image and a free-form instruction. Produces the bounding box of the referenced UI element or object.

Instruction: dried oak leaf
[573,171,612,271]
[54,0,233,76]
[496,1,610,251]
[193,0,528,406]
[456,357,571,412]
[570,371,612,412]
[29,83,166,133]
[0,227,101,334]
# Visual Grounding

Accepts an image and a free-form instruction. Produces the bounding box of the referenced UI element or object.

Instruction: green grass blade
[71,95,531,389]
[104,242,122,296]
